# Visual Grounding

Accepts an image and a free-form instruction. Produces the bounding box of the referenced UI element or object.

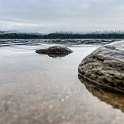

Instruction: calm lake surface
[0,39,124,124]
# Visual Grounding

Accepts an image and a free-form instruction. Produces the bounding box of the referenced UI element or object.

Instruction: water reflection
[36,53,69,58]
[78,74,124,113]
[35,49,71,58]
[47,54,68,58]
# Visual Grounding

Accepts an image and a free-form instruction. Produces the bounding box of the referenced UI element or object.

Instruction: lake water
[0,39,124,124]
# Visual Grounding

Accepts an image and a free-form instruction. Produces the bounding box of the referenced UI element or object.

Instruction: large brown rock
[36,46,73,57]
[78,41,124,93]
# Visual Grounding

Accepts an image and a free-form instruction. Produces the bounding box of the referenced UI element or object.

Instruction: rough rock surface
[78,41,124,93]
[36,46,73,56]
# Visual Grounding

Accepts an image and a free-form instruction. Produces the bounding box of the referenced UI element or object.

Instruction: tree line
[0,32,124,39]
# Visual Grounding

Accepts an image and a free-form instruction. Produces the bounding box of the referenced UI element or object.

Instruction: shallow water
[0,40,124,124]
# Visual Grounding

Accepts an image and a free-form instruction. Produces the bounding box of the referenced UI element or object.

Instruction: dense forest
[0,31,124,39]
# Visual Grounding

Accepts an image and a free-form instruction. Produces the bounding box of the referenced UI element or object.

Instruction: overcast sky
[0,0,124,33]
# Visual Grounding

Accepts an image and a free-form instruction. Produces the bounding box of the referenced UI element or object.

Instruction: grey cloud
[0,0,124,33]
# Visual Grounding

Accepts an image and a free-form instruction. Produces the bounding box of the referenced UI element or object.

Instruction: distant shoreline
[0,32,124,39]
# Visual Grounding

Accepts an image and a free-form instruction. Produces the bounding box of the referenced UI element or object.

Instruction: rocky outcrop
[36,46,73,57]
[78,41,124,93]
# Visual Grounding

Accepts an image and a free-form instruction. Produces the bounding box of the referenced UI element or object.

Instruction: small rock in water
[35,46,73,57]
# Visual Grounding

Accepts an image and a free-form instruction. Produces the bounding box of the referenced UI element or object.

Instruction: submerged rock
[36,46,73,57]
[78,75,124,113]
[78,41,124,93]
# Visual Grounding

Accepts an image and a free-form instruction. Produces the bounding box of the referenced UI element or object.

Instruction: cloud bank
[0,0,124,33]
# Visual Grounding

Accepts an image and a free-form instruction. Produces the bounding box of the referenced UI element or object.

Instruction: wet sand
[0,44,124,124]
